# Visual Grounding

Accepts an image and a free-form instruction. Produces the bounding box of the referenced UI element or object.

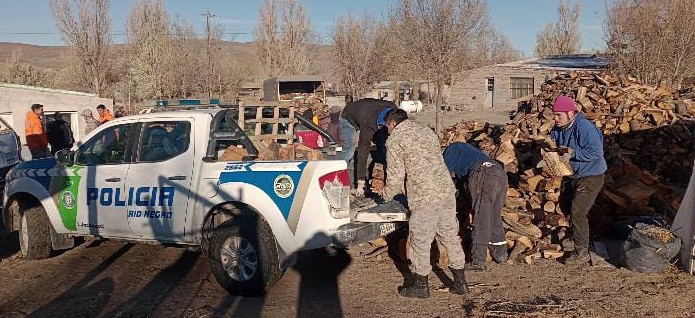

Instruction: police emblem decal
[62,191,76,209]
[273,174,294,199]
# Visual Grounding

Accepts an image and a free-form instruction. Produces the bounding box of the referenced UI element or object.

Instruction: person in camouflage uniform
[381,109,469,298]
[81,109,99,135]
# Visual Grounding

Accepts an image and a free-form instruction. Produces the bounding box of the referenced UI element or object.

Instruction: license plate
[379,223,396,236]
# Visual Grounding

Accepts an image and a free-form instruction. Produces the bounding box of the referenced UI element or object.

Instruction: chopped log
[436,239,449,269]
[602,188,628,208]
[526,175,544,192]
[543,201,556,214]
[545,214,569,227]
[220,146,249,161]
[507,236,532,264]
[542,250,564,259]
[542,149,574,177]
[507,188,521,198]
[502,209,542,239]
[614,180,656,201]
[372,163,385,179]
[370,179,384,192]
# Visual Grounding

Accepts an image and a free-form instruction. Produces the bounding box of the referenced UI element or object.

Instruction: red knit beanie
[552,96,578,112]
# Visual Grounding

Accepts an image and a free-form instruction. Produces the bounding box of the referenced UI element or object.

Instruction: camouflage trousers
[408,197,466,276]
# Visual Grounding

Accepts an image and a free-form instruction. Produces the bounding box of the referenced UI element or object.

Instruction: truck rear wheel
[19,204,52,260]
[209,215,281,296]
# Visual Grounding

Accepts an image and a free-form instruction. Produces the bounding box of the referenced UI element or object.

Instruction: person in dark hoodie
[339,98,396,195]
[443,142,508,271]
[550,95,607,266]
[327,106,343,144]
[47,112,75,155]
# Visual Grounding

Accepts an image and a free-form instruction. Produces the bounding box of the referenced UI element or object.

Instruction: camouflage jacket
[383,119,456,210]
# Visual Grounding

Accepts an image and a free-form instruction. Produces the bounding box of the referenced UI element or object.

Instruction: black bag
[620,223,681,273]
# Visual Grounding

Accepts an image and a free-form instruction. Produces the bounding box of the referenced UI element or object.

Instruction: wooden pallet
[237,105,297,144]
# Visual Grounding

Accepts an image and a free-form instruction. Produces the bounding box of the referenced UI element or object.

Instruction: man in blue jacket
[550,96,607,266]
[443,142,508,270]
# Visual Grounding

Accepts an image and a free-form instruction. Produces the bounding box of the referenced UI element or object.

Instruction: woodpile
[440,71,695,264]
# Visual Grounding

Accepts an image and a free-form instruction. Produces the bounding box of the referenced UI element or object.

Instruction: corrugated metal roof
[0,83,98,97]
[488,54,611,71]
[267,75,324,82]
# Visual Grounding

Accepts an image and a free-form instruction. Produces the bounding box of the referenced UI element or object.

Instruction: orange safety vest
[25,112,47,150]
[100,110,115,124]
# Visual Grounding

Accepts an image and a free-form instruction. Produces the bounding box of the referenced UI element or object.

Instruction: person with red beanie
[550,95,607,266]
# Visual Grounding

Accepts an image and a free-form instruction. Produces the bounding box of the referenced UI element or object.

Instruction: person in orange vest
[96,104,114,125]
[25,103,50,159]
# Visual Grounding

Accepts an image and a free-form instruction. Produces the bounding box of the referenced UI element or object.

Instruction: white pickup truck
[2,108,407,295]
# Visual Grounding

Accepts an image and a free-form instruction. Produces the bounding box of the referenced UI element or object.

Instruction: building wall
[0,84,113,160]
[450,66,553,111]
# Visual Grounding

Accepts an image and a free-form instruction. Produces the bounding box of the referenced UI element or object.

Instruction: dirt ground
[2,229,695,318]
[2,109,695,318]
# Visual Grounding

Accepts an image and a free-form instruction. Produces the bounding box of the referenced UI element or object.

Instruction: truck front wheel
[209,216,281,296]
[19,204,52,260]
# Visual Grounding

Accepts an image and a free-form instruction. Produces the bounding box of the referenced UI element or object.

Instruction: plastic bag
[620,223,681,273]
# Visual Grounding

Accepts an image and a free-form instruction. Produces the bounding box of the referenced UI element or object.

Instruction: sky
[0,0,608,57]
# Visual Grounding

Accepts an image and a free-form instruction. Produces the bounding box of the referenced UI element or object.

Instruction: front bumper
[332,221,402,248]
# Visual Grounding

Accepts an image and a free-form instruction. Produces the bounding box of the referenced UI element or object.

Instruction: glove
[558,147,573,162]
[355,180,367,196]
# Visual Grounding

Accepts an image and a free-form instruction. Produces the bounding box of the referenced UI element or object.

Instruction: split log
[502,209,542,239]
[542,250,564,259]
[507,236,532,264]
[543,201,556,214]
[541,149,574,177]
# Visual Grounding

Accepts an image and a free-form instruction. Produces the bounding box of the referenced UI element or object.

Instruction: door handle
[168,176,187,181]
[105,177,121,182]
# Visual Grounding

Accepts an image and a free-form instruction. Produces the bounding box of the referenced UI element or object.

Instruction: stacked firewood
[440,71,695,264]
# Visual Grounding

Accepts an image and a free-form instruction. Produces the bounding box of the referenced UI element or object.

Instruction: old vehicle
[2,108,407,295]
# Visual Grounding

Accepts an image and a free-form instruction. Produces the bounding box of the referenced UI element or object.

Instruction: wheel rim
[220,236,258,282]
[20,213,28,258]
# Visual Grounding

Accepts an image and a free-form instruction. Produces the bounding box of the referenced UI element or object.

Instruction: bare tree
[389,0,490,132]
[534,0,582,57]
[606,0,695,87]
[126,0,168,100]
[1,50,56,87]
[473,28,522,65]
[331,13,390,99]
[51,0,114,96]
[216,54,254,100]
[253,0,317,77]
[163,16,202,98]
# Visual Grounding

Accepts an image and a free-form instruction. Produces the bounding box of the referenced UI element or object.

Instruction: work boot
[398,273,430,298]
[564,247,590,266]
[449,267,470,295]
[491,245,508,264]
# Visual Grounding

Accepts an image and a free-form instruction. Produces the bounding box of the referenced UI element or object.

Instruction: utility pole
[202,10,215,100]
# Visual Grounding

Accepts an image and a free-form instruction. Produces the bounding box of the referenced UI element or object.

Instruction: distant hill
[0,41,334,84]
[0,42,67,69]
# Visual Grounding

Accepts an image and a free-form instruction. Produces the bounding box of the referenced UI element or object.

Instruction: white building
[0,83,113,160]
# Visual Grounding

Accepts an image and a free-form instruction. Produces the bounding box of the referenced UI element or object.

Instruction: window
[76,123,134,165]
[137,121,191,162]
[510,77,535,99]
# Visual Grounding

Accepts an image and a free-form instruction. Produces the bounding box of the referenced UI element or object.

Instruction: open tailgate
[350,195,409,222]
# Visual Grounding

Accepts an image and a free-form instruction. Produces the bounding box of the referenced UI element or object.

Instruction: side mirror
[55,149,75,166]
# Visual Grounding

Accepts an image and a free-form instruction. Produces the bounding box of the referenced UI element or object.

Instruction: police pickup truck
[2,108,407,295]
